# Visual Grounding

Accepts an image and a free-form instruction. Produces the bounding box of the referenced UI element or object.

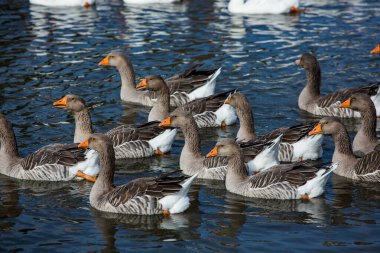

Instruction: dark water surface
[1,0,380,252]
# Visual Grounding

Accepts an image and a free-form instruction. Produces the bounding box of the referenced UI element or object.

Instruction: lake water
[1,0,380,252]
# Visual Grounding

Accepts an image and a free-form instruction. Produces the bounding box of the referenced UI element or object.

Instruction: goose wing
[105,173,187,207]
[20,143,86,170]
[353,150,380,176]
[317,82,380,108]
[174,90,234,115]
[258,124,315,144]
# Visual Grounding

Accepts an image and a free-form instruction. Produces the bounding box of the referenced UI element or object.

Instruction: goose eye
[171,115,177,119]
[71,97,75,101]
[109,56,114,59]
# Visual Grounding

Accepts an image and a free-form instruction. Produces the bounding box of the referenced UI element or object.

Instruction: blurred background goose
[206,139,335,200]
[30,0,95,7]
[309,117,380,182]
[225,92,322,162]
[0,113,98,182]
[295,53,380,117]
[339,93,379,155]
[137,75,237,127]
[159,110,281,179]
[99,51,220,106]
[78,133,197,215]
[228,0,301,14]
[53,95,177,159]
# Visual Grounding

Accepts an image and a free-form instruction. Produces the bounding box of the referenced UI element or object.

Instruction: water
[1,0,380,252]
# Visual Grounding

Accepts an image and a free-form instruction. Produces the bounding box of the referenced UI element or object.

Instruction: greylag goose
[0,113,98,182]
[53,95,177,159]
[136,75,237,127]
[371,44,380,54]
[225,92,323,162]
[295,53,380,117]
[228,0,304,14]
[159,110,281,180]
[30,0,95,7]
[339,93,379,155]
[98,51,221,107]
[309,117,380,182]
[78,133,197,215]
[206,139,336,200]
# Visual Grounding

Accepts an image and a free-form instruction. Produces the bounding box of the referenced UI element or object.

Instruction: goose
[30,0,95,7]
[98,51,221,106]
[339,93,379,155]
[228,0,303,14]
[0,113,98,182]
[206,139,336,200]
[124,0,180,3]
[295,53,380,117]
[224,92,323,162]
[371,44,380,54]
[77,133,197,215]
[159,110,281,180]
[136,75,237,127]
[53,94,177,159]
[309,117,380,182]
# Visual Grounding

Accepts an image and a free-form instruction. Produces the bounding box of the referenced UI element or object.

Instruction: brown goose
[0,113,98,182]
[339,93,379,155]
[295,53,380,117]
[309,117,380,182]
[53,94,177,159]
[224,92,323,162]
[159,110,281,180]
[98,51,221,107]
[77,133,198,215]
[136,75,237,127]
[206,139,335,200]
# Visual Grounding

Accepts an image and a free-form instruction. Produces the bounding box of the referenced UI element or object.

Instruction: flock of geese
[1,50,380,216]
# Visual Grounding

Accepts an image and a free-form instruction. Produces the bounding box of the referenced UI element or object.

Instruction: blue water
[1,0,380,252]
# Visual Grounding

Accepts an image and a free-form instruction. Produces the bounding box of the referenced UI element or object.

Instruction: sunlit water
[1,0,380,252]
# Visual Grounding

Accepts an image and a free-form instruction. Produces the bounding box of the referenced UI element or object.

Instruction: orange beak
[136,79,147,90]
[78,139,89,148]
[84,1,90,8]
[159,117,171,127]
[98,56,109,66]
[206,146,218,157]
[371,44,380,54]
[308,123,323,135]
[53,96,68,108]
[339,98,351,108]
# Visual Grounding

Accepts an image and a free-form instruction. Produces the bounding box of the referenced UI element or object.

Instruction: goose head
[159,110,194,128]
[206,139,240,158]
[224,92,250,110]
[308,117,344,136]
[78,133,112,153]
[295,53,319,71]
[53,94,86,113]
[339,93,373,112]
[136,75,166,91]
[98,51,128,67]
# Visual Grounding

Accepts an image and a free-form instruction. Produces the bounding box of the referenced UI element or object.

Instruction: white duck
[228,0,301,14]
[30,0,95,7]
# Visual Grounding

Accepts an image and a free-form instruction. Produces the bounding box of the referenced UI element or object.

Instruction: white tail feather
[148,129,177,153]
[188,68,221,101]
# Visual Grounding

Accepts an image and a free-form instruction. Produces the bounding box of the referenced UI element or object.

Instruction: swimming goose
[206,139,335,200]
[339,93,379,155]
[225,92,323,162]
[228,0,302,14]
[99,51,221,106]
[296,53,380,117]
[159,110,281,180]
[136,75,237,127]
[309,117,380,182]
[371,44,380,54]
[0,113,98,182]
[30,0,95,7]
[78,133,197,215]
[53,94,177,159]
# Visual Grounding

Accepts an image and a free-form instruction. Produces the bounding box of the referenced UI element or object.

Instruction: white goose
[228,0,302,14]
[30,0,95,7]
[0,113,99,182]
